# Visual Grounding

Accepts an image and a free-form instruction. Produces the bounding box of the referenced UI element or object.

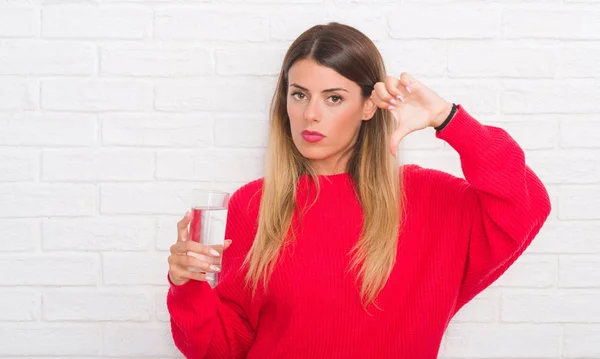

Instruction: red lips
[301,130,325,143]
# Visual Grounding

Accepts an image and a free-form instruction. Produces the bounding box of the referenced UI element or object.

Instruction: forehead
[288,59,355,90]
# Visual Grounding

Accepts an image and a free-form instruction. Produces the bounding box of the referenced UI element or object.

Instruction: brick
[216,46,286,76]
[270,9,328,41]
[564,324,600,358]
[214,116,268,148]
[101,114,213,148]
[494,255,557,288]
[487,118,558,150]
[448,42,555,78]
[155,10,268,41]
[528,221,600,254]
[43,290,152,321]
[155,289,170,322]
[0,219,38,251]
[501,79,600,114]
[155,77,274,113]
[0,77,37,111]
[379,40,447,78]
[546,185,559,220]
[157,216,180,251]
[389,6,499,39]
[0,291,39,320]
[102,323,179,357]
[402,150,463,179]
[559,255,600,287]
[101,184,207,215]
[443,323,562,357]
[0,149,38,181]
[452,289,500,323]
[559,186,600,220]
[43,217,154,251]
[101,43,212,76]
[42,150,155,181]
[0,5,39,37]
[0,324,101,356]
[396,126,444,150]
[42,5,150,39]
[327,9,388,41]
[156,149,264,182]
[560,117,600,148]
[0,113,96,147]
[502,290,600,323]
[426,78,499,114]
[559,43,600,78]
[0,184,95,218]
[0,254,98,285]
[526,150,600,184]
[0,40,96,75]
[42,79,153,111]
[103,252,168,285]
[503,10,600,39]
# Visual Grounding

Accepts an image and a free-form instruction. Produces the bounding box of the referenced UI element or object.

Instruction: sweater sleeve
[166,182,262,359]
[435,104,551,311]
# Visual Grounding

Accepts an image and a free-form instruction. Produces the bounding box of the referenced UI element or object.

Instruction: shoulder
[401,163,475,205]
[229,177,264,215]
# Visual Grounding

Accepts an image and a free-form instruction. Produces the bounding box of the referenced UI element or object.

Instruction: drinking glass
[188,189,230,287]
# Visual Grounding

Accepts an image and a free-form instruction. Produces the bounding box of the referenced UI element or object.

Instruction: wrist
[431,101,453,129]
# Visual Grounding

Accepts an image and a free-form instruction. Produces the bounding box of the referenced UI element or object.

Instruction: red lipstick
[301,130,325,143]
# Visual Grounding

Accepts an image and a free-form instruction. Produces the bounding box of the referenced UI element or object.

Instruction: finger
[179,254,221,273]
[384,75,405,103]
[177,211,192,242]
[181,240,222,257]
[171,266,209,282]
[389,126,410,156]
[372,82,395,110]
[399,72,418,94]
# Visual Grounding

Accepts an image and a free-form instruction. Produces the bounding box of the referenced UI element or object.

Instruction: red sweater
[166,105,551,359]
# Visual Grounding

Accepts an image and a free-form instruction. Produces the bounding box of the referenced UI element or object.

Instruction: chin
[295,145,330,161]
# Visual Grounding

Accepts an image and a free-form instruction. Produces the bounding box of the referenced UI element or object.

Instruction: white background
[0,0,599,358]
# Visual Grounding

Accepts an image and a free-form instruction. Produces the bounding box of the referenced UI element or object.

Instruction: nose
[304,97,321,123]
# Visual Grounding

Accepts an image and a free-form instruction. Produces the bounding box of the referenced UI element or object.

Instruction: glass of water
[188,189,230,288]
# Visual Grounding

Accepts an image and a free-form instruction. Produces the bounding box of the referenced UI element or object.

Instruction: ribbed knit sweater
[166,104,551,359]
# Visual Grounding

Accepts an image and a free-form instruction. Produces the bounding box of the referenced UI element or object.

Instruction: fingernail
[406,86,412,94]
[396,95,404,102]
[209,249,220,257]
[209,265,221,272]
[389,98,397,105]
[388,105,395,110]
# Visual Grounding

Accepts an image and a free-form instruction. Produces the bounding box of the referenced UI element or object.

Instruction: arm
[167,184,262,359]
[436,105,551,311]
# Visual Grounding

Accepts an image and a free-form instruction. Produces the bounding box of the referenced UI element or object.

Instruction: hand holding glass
[168,190,230,288]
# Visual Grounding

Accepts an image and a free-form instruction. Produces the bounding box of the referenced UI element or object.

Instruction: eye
[329,95,343,104]
[291,92,306,100]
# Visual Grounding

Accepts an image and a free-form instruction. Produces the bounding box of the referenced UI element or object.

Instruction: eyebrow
[289,83,349,93]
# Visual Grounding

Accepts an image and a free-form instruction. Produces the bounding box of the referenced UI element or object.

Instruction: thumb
[224,239,233,250]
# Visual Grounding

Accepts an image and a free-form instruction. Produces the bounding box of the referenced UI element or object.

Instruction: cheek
[330,109,362,137]
[286,102,302,129]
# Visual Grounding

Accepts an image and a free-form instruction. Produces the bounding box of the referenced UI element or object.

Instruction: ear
[361,97,378,121]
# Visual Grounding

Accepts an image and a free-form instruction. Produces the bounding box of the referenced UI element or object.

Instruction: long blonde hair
[243,22,405,309]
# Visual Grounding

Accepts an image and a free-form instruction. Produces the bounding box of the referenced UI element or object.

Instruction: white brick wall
[0,0,597,357]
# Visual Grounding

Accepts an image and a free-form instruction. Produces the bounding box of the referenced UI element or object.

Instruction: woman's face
[286,58,377,175]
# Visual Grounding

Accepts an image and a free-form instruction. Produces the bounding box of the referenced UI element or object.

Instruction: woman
[166,22,551,359]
